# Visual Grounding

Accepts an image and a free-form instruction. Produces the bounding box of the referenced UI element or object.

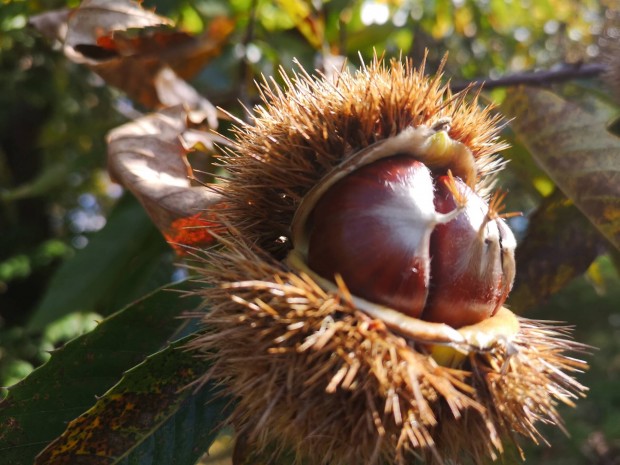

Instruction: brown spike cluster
[188,56,588,465]
[214,57,506,257]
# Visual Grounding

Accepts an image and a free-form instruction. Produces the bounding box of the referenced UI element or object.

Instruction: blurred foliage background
[1,0,620,464]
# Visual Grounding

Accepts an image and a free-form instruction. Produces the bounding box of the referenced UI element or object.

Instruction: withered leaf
[503,87,620,251]
[63,0,173,62]
[154,66,218,128]
[28,8,71,42]
[81,17,234,108]
[31,0,234,108]
[107,105,223,252]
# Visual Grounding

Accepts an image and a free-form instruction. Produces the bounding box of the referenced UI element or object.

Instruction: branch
[450,62,607,93]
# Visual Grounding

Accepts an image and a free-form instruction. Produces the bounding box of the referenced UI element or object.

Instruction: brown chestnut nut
[306,155,516,329]
[422,176,516,328]
[307,155,462,319]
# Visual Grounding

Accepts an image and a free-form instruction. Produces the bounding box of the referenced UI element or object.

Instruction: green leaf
[501,130,553,198]
[345,23,395,55]
[503,87,620,251]
[274,0,324,49]
[0,163,68,201]
[0,280,202,465]
[508,189,606,311]
[606,114,620,139]
[28,195,175,331]
[34,337,227,465]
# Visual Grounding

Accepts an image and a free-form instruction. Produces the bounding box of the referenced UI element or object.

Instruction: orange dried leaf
[164,211,225,254]
[32,0,234,109]
[107,106,222,250]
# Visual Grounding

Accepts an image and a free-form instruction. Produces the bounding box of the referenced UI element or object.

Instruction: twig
[450,62,607,92]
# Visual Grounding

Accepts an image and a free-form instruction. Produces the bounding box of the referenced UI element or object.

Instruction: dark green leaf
[508,189,607,311]
[345,23,396,55]
[606,114,620,139]
[34,337,228,465]
[0,280,202,465]
[28,195,175,331]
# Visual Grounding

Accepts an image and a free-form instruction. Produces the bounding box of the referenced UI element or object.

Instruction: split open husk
[187,56,588,465]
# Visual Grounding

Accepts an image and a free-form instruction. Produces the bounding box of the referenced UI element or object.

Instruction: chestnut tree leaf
[106,106,223,253]
[153,66,218,128]
[503,87,620,250]
[275,0,325,49]
[34,336,227,465]
[0,280,202,465]
[81,16,233,108]
[62,0,173,58]
[28,195,174,331]
[31,0,234,108]
[28,8,71,42]
[508,189,607,311]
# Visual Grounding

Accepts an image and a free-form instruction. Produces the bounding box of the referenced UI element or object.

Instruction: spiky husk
[189,237,587,465]
[189,57,587,464]
[214,56,506,257]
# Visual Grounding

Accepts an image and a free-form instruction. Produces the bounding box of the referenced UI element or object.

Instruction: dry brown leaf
[80,16,234,108]
[107,105,223,252]
[31,0,234,108]
[154,66,218,128]
[28,8,71,42]
[63,0,173,63]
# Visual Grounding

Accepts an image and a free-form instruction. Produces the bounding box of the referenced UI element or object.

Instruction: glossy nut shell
[422,176,515,327]
[308,156,435,318]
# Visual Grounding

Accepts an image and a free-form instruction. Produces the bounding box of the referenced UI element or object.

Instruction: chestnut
[305,155,516,328]
[307,155,463,319]
[422,176,516,327]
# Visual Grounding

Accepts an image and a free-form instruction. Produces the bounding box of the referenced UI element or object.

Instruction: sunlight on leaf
[63,0,173,57]
[154,66,218,128]
[107,106,223,252]
[28,8,71,42]
[275,0,324,49]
